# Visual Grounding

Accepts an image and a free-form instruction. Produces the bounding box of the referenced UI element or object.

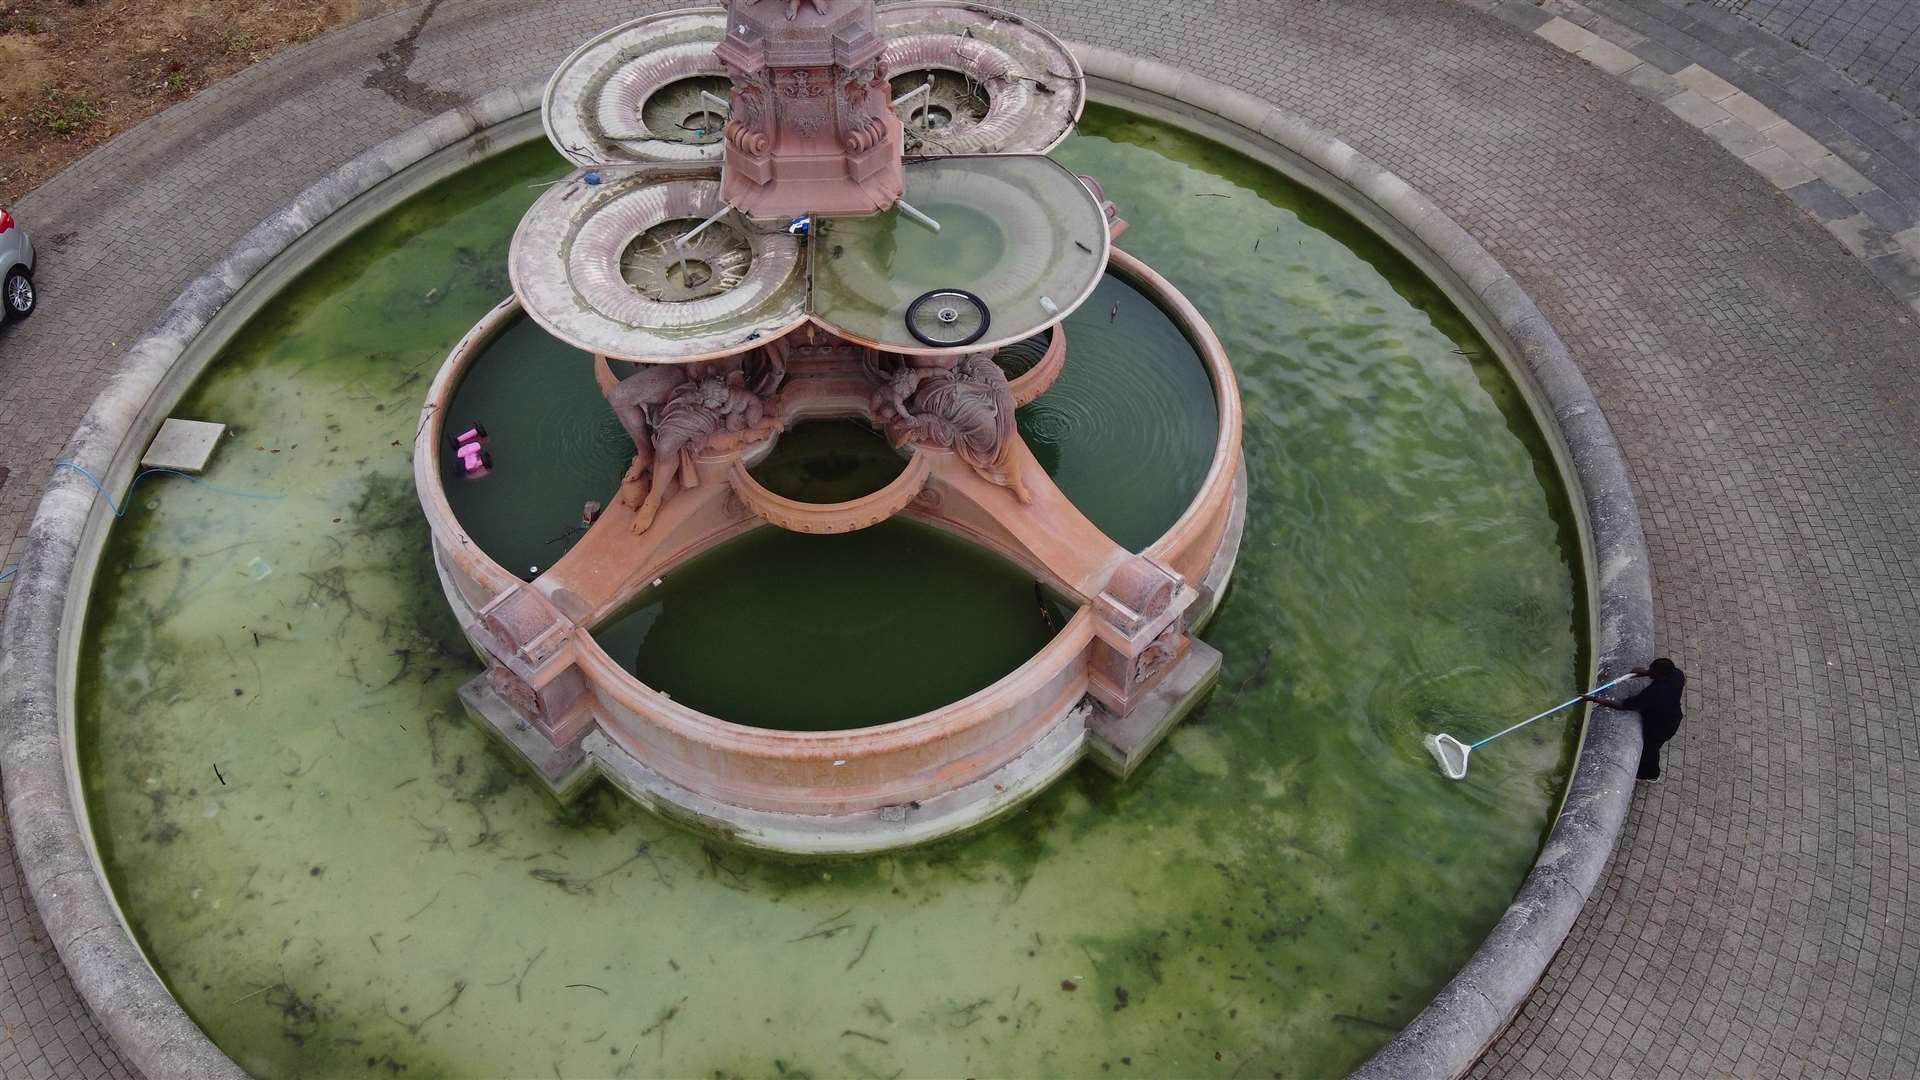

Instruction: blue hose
[54,461,282,518]
[0,465,280,591]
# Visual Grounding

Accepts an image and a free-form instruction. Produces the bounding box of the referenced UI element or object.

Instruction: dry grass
[0,1,392,203]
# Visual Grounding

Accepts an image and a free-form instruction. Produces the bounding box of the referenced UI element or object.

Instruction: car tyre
[2,268,34,322]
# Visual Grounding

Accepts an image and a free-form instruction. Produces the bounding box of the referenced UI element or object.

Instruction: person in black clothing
[1583,658,1686,783]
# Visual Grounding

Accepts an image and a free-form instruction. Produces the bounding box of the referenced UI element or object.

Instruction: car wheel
[2,269,34,321]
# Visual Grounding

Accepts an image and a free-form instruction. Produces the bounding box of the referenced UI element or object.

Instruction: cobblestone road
[1,1,1915,1077]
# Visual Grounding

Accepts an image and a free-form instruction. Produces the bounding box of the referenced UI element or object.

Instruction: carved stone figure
[627,371,784,533]
[870,354,1030,503]
[605,357,786,534]
[606,364,686,480]
[870,364,926,427]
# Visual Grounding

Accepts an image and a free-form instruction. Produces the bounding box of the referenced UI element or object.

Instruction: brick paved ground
[1484,2,1920,322]
[2,1,1917,1077]
[1709,0,1920,108]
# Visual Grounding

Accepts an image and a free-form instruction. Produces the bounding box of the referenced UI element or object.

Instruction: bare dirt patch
[1,1,400,204]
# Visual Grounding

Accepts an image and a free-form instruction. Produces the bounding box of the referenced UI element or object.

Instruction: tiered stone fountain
[415,0,1245,854]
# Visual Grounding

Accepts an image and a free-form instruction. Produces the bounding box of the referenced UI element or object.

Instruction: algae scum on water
[77,109,1583,1078]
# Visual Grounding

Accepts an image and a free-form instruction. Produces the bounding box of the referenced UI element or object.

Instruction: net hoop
[1425,733,1472,781]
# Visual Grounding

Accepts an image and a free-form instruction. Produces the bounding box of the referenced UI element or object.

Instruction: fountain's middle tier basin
[416,252,1242,851]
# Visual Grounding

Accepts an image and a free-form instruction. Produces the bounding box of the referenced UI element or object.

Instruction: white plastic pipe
[896,199,941,233]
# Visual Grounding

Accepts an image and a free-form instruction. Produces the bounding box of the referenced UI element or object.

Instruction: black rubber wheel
[906,288,990,348]
[2,268,33,322]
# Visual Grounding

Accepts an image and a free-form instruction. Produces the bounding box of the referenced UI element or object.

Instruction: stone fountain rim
[0,58,1653,1080]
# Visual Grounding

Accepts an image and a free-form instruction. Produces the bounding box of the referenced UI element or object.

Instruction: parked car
[1,208,37,322]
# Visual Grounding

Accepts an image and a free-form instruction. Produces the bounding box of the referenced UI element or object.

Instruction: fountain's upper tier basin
[542,3,1084,168]
[510,155,1111,361]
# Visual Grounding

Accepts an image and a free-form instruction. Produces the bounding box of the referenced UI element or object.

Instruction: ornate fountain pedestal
[717,0,904,218]
[416,1,1247,853]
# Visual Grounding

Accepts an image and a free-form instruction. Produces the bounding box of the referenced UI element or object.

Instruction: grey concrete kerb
[0,78,546,1080]
[1067,46,1658,1080]
[0,49,1656,1080]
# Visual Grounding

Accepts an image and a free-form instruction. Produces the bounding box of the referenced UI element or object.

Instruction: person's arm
[1583,670,1652,711]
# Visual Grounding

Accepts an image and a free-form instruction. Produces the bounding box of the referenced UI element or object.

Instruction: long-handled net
[1424,674,1636,781]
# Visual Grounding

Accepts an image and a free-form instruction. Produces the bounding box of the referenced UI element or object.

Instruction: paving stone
[1814,151,1879,196]
[1706,116,1776,156]
[1665,88,1736,127]
[1674,62,1743,101]
[1719,90,1787,133]
[1627,38,1693,75]
[1491,0,1555,33]
[1865,250,1920,296]
[1824,211,1898,258]
[1539,16,1603,54]
[1622,62,1687,101]
[1784,178,1861,222]
[1581,35,1648,75]
[1768,120,1845,166]
[1746,147,1821,190]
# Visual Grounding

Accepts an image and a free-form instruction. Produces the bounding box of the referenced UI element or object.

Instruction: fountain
[419,0,1246,853]
[41,14,1602,1078]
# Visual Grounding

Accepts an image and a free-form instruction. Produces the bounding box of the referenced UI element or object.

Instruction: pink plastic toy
[453,425,491,476]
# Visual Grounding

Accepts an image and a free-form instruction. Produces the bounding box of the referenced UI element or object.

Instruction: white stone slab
[141,419,226,474]
[1535,17,1598,55]
[1744,147,1819,191]
[1665,89,1734,130]
[1579,37,1643,76]
[1721,91,1786,134]
[1814,153,1876,197]
[1674,64,1740,103]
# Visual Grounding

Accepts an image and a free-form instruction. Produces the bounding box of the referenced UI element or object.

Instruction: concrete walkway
[2,1,1916,1077]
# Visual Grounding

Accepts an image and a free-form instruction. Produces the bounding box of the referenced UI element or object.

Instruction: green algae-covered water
[746,421,908,505]
[594,521,1057,732]
[77,107,1584,1079]
[1030,271,1219,552]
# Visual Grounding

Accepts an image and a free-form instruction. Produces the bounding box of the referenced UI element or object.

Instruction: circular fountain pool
[75,105,1583,1078]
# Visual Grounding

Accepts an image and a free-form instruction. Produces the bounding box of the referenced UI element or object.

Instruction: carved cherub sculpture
[870,365,926,427]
